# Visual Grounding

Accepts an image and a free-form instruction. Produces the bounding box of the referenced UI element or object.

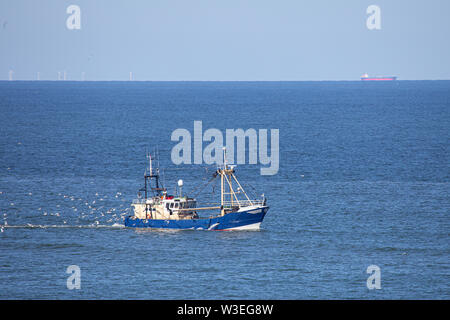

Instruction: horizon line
[1,79,450,82]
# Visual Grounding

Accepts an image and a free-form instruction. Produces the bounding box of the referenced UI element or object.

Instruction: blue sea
[0,81,448,299]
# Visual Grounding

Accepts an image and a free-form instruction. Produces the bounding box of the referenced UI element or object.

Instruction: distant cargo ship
[361,73,397,81]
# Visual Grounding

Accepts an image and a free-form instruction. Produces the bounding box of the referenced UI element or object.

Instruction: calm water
[0,81,448,299]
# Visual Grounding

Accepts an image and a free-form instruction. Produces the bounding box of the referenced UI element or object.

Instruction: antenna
[163,168,166,191]
[178,179,183,197]
[157,146,160,171]
[148,153,153,176]
[223,147,227,168]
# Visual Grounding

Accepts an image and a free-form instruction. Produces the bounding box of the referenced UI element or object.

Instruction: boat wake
[0,223,125,230]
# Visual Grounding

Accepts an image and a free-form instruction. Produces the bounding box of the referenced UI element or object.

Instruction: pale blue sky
[1,0,449,80]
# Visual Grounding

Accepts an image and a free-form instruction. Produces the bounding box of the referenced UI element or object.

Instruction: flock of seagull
[0,190,131,232]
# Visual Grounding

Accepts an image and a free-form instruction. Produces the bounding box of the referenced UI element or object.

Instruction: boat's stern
[213,205,269,231]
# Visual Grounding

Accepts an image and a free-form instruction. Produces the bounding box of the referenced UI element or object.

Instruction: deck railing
[132,198,265,209]
[221,199,266,207]
[132,198,161,205]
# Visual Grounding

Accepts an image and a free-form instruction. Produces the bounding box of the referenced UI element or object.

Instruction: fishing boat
[124,148,269,230]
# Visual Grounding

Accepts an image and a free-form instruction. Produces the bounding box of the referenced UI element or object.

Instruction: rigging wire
[191,171,218,198]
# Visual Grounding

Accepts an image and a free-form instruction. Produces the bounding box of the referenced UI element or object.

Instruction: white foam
[0,223,125,229]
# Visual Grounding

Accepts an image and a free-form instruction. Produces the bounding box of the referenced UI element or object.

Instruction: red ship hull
[361,77,397,81]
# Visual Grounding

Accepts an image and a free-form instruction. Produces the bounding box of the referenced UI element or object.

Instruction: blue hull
[124,206,269,230]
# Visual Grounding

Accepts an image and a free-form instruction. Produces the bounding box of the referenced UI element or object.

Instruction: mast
[143,152,161,219]
[220,148,225,215]
[148,152,153,176]
[217,147,256,215]
[221,168,225,215]
[144,153,163,197]
[219,147,239,215]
